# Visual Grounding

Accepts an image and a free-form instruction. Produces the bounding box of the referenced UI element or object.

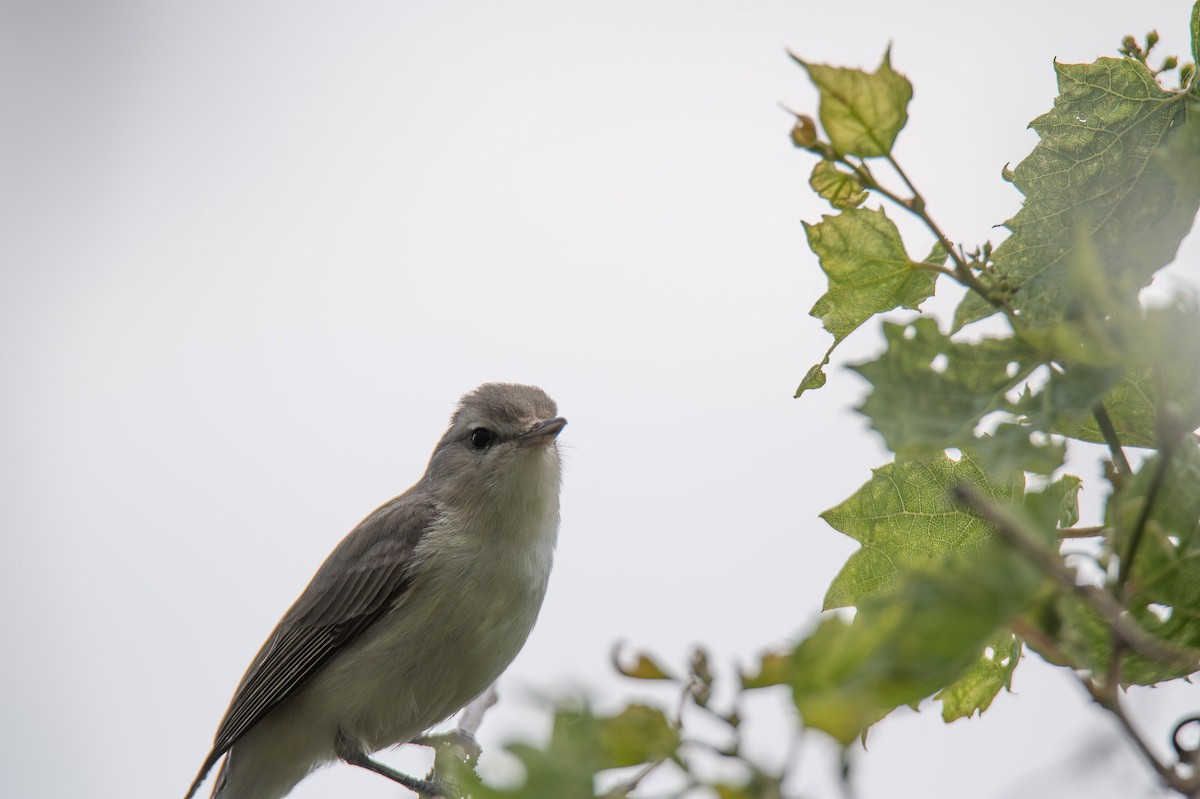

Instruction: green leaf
[850,318,1038,456]
[790,540,1045,744]
[810,159,868,208]
[822,450,1024,610]
[1025,474,1082,529]
[596,704,680,769]
[740,650,791,689]
[461,706,603,799]
[953,59,1200,330]
[791,49,912,158]
[1017,363,1123,443]
[1111,437,1200,674]
[806,208,934,344]
[613,648,677,681]
[794,357,828,398]
[1023,305,1200,448]
[936,631,1022,722]
[460,702,680,799]
[1192,0,1199,68]
[1029,440,1200,686]
[972,423,1066,476]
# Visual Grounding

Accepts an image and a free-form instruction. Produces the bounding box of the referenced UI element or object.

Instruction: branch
[953,484,1198,671]
[1080,678,1193,794]
[957,488,1200,794]
[1060,526,1106,539]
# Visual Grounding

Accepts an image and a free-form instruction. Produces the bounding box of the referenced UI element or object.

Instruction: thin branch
[884,154,966,273]
[1060,526,1106,539]
[953,484,1199,671]
[1011,621,1193,795]
[1081,678,1186,793]
[1118,444,1175,592]
[1093,402,1134,480]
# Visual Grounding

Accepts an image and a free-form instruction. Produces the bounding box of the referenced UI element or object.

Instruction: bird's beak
[517,417,567,446]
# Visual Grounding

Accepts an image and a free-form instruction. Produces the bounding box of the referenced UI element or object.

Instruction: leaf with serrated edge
[954,60,1200,330]
[822,450,1024,610]
[936,632,1021,722]
[792,49,912,158]
[798,222,943,397]
[806,208,934,344]
[851,318,1038,455]
[792,540,1044,744]
[972,423,1066,476]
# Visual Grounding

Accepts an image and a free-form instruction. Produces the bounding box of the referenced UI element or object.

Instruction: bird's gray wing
[185,489,436,799]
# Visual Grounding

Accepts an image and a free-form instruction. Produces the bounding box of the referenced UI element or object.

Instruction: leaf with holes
[850,318,1039,456]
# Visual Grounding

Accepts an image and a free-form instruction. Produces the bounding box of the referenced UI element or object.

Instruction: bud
[790,115,818,149]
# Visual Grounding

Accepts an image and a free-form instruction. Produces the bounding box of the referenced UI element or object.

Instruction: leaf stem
[1059,525,1106,538]
[843,154,1018,327]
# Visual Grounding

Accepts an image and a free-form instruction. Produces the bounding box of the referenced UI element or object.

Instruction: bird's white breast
[303,445,561,751]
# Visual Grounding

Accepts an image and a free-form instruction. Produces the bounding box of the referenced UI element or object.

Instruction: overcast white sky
[2,2,1198,798]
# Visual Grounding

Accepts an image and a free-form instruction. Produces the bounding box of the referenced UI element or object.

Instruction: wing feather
[184,488,435,799]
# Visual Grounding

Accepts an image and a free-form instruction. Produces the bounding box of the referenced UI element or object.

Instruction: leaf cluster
[772,4,1200,793]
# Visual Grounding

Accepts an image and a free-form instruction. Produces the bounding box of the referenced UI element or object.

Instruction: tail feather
[184,751,224,799]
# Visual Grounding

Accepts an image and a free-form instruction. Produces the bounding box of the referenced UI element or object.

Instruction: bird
[184,383,566,799]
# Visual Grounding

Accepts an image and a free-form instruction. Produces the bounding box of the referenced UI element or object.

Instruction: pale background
[2,1,1198,798]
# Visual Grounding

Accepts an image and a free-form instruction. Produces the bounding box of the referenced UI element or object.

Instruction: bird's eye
[469,428,495,450]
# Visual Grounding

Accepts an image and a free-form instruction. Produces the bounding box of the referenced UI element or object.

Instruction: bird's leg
[335,731,451,798]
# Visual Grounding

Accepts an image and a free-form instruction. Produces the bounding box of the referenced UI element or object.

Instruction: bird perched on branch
[185,383,566,799]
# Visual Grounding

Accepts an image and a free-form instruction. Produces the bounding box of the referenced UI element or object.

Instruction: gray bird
[185,383,566,799]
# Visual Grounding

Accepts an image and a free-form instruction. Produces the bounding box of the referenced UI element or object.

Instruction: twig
[1081,678,1187,793]
[1060,526,1106,539]
[1093,403,1133,480]
[985,513,1196,794]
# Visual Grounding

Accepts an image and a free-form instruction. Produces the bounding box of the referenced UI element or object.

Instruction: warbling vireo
[184,383,565,799]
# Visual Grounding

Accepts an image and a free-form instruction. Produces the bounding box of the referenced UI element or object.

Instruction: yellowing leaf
[810,159,868,208]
